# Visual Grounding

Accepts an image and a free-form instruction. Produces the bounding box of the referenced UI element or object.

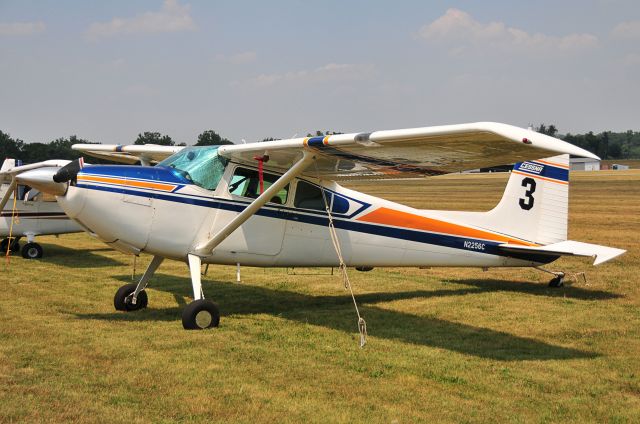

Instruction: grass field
[1,171,639,423]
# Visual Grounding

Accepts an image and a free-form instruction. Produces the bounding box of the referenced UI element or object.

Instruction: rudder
[483,154,570,245]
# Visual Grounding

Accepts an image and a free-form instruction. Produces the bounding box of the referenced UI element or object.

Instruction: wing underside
[218,122,598,180]
[72,144,183,165]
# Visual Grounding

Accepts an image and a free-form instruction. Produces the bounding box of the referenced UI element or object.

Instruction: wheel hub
[195,310,212,328]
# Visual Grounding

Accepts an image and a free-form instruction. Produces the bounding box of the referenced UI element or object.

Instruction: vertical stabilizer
[483,154,570,245]
[1,159,16,172]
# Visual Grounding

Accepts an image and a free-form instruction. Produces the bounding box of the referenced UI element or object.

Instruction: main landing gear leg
[182,254,220,330]
[114,255,164,311]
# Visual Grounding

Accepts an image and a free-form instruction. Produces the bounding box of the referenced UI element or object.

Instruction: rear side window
[228,167,288,204]
[294,181,331,211]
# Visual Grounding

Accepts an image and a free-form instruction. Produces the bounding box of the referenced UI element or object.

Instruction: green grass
[1,171,639,423]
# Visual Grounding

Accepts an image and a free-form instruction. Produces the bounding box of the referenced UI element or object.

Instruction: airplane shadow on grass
[75,273,615,361]
[34,243,125,268]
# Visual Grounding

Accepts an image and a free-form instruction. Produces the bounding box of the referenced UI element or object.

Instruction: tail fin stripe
[534,159,570,169]
[511,170,568,185]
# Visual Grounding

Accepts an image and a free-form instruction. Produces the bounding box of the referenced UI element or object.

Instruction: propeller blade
[53,157,84,183]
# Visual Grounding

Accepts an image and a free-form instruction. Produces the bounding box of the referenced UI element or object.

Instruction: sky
[1,0,639,145]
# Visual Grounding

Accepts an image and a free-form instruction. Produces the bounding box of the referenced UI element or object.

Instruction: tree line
[0,130,233,164]
[2,126,639,164]
[535,124,640,160]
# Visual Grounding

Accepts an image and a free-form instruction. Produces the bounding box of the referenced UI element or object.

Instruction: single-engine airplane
[15,122,625,330]
[1,159,82,258]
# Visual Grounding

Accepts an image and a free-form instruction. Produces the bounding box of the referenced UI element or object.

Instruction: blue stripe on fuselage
[79,165,191,184]
[514,161,568,182]
[75,183,556,264]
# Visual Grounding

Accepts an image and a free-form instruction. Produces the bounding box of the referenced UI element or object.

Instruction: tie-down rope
[315,164,367,348]
[5,185,19,263]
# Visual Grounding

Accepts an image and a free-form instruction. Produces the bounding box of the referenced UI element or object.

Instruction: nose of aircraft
[16,167,68,196]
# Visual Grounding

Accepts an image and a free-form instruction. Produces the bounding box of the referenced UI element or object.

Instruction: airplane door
[209,207,286,256]
[210,166,289,256]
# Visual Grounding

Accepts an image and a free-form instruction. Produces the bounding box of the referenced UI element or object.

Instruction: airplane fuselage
[58,162,552,268]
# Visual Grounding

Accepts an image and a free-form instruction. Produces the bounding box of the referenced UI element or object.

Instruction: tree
[305,130,343,137]
[0,131,24,160]
[134,132,174,146]
[195,130,233,146]
[608,143,622,159]
[535,123,558,137]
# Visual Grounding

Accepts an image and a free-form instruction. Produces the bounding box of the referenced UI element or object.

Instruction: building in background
[570,157,601,171]
[611,164,630,170]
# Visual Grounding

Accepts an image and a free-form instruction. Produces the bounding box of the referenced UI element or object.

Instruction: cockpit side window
[228,167,289,204]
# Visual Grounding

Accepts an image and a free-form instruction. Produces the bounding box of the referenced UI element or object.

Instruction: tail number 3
[519,177,536,210]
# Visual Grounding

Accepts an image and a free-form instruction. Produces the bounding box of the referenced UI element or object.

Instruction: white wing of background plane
[218,122,598,180]
[72,144,184,165]
[0,160,71,184]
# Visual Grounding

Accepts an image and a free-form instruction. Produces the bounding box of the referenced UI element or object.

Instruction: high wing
[218,122,598,180]
[0,160,71,185]
[72,144,184,165]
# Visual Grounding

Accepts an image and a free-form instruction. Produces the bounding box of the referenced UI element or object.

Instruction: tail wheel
[548,275,565,288]
[182,299,220,330]
[21,242,43,259]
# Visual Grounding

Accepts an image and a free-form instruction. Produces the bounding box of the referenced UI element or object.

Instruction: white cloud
[86,0,196,40]
[240,63,375,87]
[611,20,640,39]
[216,51,257,65]
[419,9,598,53]
[0,21,45,36]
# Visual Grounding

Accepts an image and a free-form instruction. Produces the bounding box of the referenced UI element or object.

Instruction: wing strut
[0,179,17,211]
[193,151,315,255]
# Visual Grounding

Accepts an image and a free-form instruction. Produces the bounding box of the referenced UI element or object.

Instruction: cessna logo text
[519,162,544,174]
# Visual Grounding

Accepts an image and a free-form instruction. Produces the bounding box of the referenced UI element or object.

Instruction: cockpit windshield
[158,146,228,190]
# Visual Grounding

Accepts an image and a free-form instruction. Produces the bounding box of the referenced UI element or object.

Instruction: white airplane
[15,122,625,331]
[0,159,82,258]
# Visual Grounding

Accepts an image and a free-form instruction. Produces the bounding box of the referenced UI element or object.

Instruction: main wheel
[21,242,43,259]
[114,283,148,311]
[1,238,20,253]
[182,299,220,330]
[548,275,565,288]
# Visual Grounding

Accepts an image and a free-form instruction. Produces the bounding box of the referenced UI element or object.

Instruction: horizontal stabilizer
[499,240,626,266]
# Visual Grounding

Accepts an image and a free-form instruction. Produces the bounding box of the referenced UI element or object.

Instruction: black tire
[182,299,220,330]
[21,242,43,259]
[355,266,374,272]
[548,276,564,288]
[114,283,148,311]
[1,238,20,253]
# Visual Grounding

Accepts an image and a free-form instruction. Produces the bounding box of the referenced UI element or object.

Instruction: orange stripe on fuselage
[78,175,177,191]
[511,170,568,185]
[356,207,536,246]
